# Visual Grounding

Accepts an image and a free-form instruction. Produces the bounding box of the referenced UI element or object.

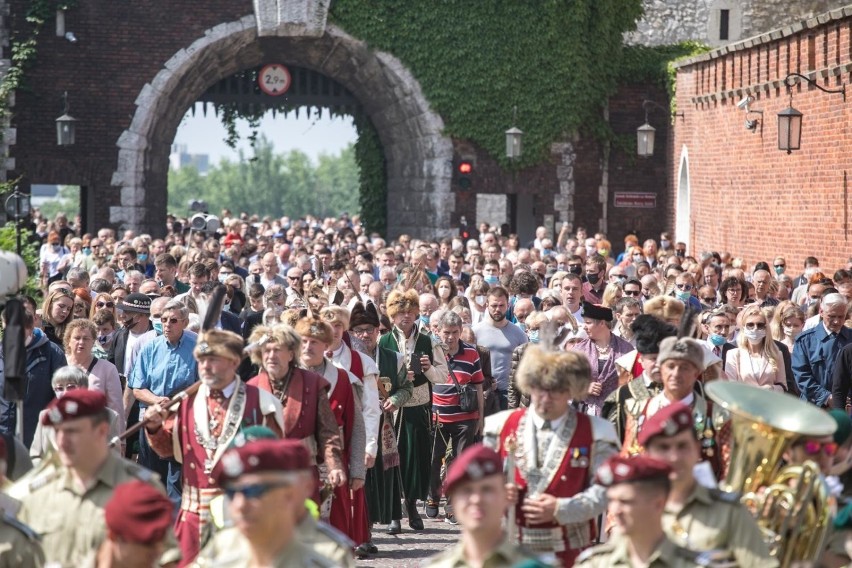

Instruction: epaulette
[315,519,355,549]
[3,512,39,542]
[708,487,742,504]
[575,542,615,563]
[26,468,61,493]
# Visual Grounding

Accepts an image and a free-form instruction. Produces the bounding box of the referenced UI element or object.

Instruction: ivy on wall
[353,113,386,235]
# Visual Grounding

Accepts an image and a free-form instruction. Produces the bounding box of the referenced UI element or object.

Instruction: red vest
[328,368,355,462]
[248,368,328,441]
[348,348,364,381]
[498,409,595,533]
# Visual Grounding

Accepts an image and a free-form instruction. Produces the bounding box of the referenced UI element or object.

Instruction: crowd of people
[3,207,852,567]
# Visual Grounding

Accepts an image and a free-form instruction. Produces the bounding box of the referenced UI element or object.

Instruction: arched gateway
[111,1,453,238]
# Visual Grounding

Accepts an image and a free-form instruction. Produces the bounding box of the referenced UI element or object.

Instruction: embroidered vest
[248,369,328,441]
[377,346,403,392]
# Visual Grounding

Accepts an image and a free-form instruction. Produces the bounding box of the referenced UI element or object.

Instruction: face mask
[98,330,116,345]
[783,325,800,339]
[419,315,430,326]
[676,250,685,258]
[484,275,499,286]
[743,329,766,344]
[597,249,609,257]
[613,275,626,283]
[138,254,148,263]
[568,265,582,275]
[632,254,643,262]
[660,239,670,249]
[438,288,450,299]
[675,290,691,302]
[517,322,527,332]
[774,265,785,276]
[586,273,600,285]
[83,247,92,256]
[123,316,136,329]
[152,321,164,335]
[542,249,552,257]
[557,264,566,271]
[585,246,596,256]
[709,333,726,347]
[528,329,540,344]
[475,295,486,306]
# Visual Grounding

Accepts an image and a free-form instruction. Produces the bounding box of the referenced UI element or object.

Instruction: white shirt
[331,342,381,457]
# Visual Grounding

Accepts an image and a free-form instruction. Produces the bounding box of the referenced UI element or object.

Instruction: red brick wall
[672,15,852,271]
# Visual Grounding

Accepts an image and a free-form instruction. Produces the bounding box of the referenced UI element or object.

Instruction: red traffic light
[458,161,473,174]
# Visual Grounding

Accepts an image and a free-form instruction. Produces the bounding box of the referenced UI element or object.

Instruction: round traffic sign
[258,64,292,96]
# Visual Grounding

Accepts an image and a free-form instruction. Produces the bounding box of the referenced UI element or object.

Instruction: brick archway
[111,12,453,238]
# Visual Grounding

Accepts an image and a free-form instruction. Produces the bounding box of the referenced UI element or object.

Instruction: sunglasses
[744,322,767,330]
[224,482,291,500]
[160,317,182,324]
[96,301,115,309]
[287,276,300,280]
[675,284,693,291]
[803,441,838,457]
[624,290,641,297]
[774,264,786,268]
[701,297,717,304]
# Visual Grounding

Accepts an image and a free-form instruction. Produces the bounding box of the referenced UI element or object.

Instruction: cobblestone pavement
[356,512,460,567]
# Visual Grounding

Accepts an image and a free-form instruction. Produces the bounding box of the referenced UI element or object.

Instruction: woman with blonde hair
[63,319,125,419]
[41,288,75,348]
[89,292,117,320]
[770,300,805,353]
[725,304,786,392]
[601,281,623,308]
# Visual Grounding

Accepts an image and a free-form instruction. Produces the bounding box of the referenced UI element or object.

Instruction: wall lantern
[636,99,683,157]
[778,73,845,154]
[56,91,77,146]
[505,105,523,159]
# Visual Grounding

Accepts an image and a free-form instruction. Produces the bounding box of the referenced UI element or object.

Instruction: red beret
[104,480,172,545]
[41,389,107,426]
[443,444,502,495]
[213,439,311,485]
[595,455,672,487]
[637,402,695,447]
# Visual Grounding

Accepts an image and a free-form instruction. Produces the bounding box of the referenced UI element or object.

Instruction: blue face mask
[528,329,540,343]
[517,322,527,332]
[83,247,92,256]
[152,321,164,335]
[709,333,726,346]
[484,275,499,286]
[419,315,430,326]
[774,265,785,276]
[675,290,691,302]
[138,253,148,263]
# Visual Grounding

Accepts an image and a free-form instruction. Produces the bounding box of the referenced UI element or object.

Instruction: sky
[172,104,358,164]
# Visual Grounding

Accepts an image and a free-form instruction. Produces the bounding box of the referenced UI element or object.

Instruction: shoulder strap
[87,357,98,374]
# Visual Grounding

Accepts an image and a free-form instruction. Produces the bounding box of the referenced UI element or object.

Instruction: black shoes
[425,499,440,519]
[387,520,402,534]
[406,499,424,531]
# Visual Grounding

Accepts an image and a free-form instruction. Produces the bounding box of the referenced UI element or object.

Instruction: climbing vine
[353,113,386,234]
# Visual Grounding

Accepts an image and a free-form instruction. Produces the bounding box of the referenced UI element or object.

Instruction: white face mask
[475,295,486,306]
[743,329,766,344]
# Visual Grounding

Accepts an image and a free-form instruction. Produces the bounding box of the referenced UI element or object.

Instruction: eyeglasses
[701,297,716,304]
[675,284,693,291]
[160,317,181,324]
[224,482,291,500]
[803,441,838,457]
[96,301,115,309]
[624,290,640,297]
[350,326,375,336]
[287,276,300,280]
[53,384,80,393]
[744,322,767,330]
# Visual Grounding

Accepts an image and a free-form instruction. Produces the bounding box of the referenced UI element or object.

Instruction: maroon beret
[104,480,172,545]
[637,402,695,447]
[213,439,311,485]
[595,455,672,487]
[41,389,107,426]
[443,444,502,495]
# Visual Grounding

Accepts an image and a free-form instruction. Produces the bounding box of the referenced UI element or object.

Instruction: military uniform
[663,483,777,568]
[423,538,550,568]
[0,513,44,568]
[192,538,338,567]
[576,534,717,567]
[194,513,355,568]
[18,451,165,568]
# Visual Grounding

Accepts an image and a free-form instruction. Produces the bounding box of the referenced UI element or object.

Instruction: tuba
[706,381,836,568]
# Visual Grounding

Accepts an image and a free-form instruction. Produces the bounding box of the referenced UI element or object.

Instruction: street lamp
[778,73,845,154]
[56,91,77,146]
[636,99,683,157]
[4,189,31,256]
[506,105,523,160]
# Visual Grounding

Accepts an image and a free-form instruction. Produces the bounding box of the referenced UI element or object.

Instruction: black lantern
[56,92,77,146]
[4,190,31,221]
[776,106,803,154]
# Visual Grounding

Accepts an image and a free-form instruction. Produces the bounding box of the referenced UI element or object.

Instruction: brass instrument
[706,381,836,568]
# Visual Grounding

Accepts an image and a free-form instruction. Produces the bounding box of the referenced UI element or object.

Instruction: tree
[38,185,79,220]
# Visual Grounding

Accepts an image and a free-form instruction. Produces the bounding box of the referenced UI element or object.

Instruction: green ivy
[353,113,386,235]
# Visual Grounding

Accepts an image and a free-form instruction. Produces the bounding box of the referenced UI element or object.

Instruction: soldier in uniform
[639,402,777,568]
[424,444,549,568]
[143,329,285,564]
[87,480,174,568]
[19,389,173,568]
[576,455,711,567]
[484,346,619,566]
[0,511,44,568]
[196,438,339,567]
[603,315,677,442]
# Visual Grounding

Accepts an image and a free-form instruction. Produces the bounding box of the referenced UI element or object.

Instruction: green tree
[38,185,79,220]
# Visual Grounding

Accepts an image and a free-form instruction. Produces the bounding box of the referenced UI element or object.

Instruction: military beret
[595,455,672,487]
[41,389,107,426]
[194,329,244,363]
[104,480,172,545]
[443,444,502,495]
[118,292,151,314]
[213,439,311,486]
[582,301,613,322]
[637,401,695,447]
[230,425,279,448]
[294,317,334,345]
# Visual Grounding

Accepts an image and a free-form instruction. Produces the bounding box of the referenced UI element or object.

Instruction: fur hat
[294,317,334,345]
[350,301,380,329]
[320,305,349,327]
[642,296,685,323]
[386,288,419,319]
[194,329,245,363]
[516,345,590,400]
[632,315,678,355]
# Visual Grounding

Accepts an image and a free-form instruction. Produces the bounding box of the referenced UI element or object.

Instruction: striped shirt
[433,340,483,423]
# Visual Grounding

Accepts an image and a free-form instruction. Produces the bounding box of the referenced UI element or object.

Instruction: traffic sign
[258,64,292,96]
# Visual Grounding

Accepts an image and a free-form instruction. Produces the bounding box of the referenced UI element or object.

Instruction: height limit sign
[258,64,292,96]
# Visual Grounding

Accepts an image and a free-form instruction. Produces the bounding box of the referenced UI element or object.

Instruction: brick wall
[671,8,852,270]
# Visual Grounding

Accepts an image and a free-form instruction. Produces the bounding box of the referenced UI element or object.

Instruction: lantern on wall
[778,73,845,155]
[56,92,78,146]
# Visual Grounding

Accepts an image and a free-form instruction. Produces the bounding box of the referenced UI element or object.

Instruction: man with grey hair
[65,266,90,290]
[418,292,439,333]
[426,310,485,522]
[794,292,852,408]
[128,298,198,505]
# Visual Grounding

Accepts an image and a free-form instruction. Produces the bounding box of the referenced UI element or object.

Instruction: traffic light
[456,159,473,190]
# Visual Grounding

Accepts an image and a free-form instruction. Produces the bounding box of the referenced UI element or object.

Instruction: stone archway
[111,4,453,238]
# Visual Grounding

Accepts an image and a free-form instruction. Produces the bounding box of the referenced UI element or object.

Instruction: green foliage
[331,0,644,167]
[167,135,360,219]
[353,114,386,235]
[0,224,42,299]
[38,185,80,220]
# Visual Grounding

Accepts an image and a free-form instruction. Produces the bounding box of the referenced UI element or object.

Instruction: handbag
[448,361,478,413]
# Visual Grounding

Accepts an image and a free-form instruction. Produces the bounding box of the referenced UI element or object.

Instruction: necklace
[194,382,246,473]
[270,369,294,406]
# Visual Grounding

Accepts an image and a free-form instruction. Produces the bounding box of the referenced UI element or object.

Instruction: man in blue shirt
[129,298,198,506]
[793,293,851,408]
